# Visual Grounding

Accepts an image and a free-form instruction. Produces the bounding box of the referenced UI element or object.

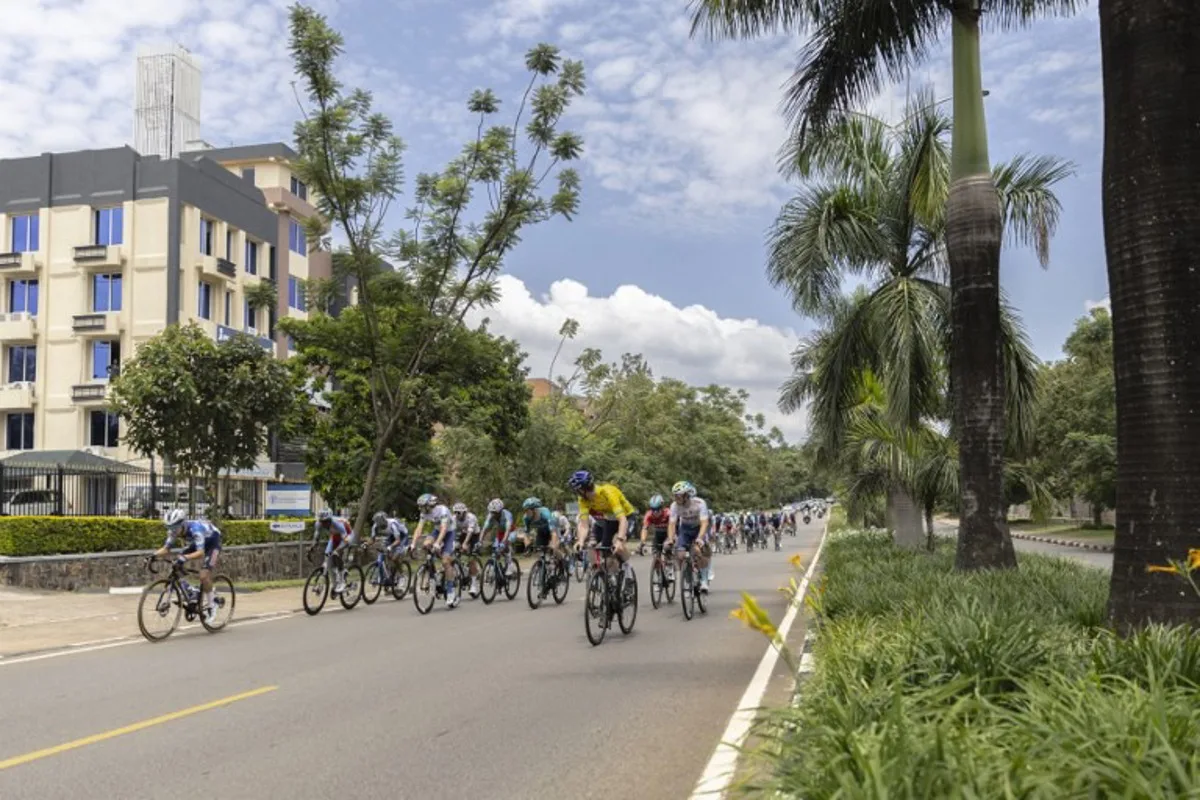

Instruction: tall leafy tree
[1100,1,1200,627]
[286,4,584,534]
[691,0,1080,569]
[773,99,1066,549]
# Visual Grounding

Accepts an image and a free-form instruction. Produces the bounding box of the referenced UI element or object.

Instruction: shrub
[0,516,314,556]
[743,529,1200,798]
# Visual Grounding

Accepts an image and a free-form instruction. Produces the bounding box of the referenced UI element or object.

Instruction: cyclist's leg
[441,531,458,603]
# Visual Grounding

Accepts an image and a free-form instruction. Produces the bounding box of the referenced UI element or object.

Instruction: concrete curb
[1010,531,1114,553]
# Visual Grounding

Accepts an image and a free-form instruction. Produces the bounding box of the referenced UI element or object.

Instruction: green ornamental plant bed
[736,530,1200,797]
[0,516,314,557]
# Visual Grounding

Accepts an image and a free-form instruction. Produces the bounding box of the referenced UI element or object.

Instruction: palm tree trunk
[1100,0,1200,629]
[946,6,1017,571]
[925,501,936,552]
[889,486,924,549]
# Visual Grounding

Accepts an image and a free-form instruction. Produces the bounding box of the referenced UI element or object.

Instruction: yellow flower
[1187,549,1200,571]
[731,592,778,640]
[789,553,804,571]
[1147,564,1180,575]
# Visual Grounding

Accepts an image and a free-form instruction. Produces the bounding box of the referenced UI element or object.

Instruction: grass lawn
[739,530,1200,797]
[1008,520,1115,544]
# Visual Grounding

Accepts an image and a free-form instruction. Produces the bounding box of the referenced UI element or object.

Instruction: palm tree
[691,0,1081,570]
[775,98,1068,550]
[1100,2,1200,626]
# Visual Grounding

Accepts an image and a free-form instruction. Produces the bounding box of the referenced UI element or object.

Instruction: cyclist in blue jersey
[521,496,566,576]
[153,508,222,621]
[372,511,409,558]
[414,493,459,608]
[312,508,357,596]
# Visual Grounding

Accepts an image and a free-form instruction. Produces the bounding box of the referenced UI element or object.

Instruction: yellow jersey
[578,483,635,521]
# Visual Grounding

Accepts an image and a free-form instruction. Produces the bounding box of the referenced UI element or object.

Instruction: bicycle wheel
[527,561,545,609]
[465,556,483,600]
[303,567,329,616]
[362,563,384,605]
[480,560,499,604]
[504,556,521,600]
[574,551,586,582]
[391,560,412,600]
[680,562,695,620]
[138,579,182,641]
[650,561,665,609]
[413,563,436,614]
[584,571,608,646]
[339,565,364,610]
[618,567,638,634]
[552,558,569,605]
[696,567,708,615]
[200,575,236,632]
[665,560,677,604]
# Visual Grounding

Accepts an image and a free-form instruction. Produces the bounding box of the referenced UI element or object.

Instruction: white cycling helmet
[164,508,186,528]
[487,498,504,514]
[452,502,468,515]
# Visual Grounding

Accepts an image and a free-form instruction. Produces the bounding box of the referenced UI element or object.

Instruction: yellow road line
[0,685,278,771]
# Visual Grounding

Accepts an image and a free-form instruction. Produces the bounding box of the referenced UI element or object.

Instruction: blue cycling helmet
[648,494,664,510]
[568,469,594,493]
[416,493,437,508]
[522,497,542,510]
[317,508,333,525]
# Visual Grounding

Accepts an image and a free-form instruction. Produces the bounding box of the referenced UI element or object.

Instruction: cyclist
[569,469,634,582]
[556,509,578,568]
[371,510,409,573]
[667,480,711,593]
[453,502,483,598]
[638,494,673,591]
[521,497,567,581]
[483,498,514,550]
[154,509,222,621]
[311,508,356,596]
[414,493,459,609]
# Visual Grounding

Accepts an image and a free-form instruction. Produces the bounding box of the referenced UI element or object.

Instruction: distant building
[526,377,553,400]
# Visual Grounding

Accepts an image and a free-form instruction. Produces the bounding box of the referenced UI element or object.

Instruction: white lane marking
[689,523,829,800]
[108,587,144,596]
[0,610,300,668]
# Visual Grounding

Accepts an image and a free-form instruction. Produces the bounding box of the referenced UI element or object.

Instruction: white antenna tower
[134,45,201,160]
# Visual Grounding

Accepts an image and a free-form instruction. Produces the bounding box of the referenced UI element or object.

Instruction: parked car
[115,484,210,519]
[2,489,62,516]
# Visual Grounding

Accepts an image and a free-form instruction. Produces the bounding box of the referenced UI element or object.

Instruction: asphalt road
[935,520,1113,571]
[0,523,825,800]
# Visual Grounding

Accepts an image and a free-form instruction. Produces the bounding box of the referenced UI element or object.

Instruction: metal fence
[0,464,271,519]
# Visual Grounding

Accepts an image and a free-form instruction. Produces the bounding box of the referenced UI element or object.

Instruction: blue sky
[0,0,1108,439]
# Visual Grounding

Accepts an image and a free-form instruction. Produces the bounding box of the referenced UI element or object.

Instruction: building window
[287,276,307,311]
[224,290,233,326]
[7,345,35,383]
[290,176,308,201]
[10,214,38,253]
[226,229,235,261]
[288,219,307,256]
[287,335,296,352]
[92,340,121,380]
[8,279,38,315]
[89,410,120,448]
[199,218,214,256]
[94,206,123,246]
[241,167,255,184]
[198,281,212,320]
[6,412,33,450]
[245,240,258,275]
[92,273,122,312]
[244,299,255,331]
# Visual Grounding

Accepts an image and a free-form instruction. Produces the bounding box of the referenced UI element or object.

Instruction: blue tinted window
[94,207,123,246]
[245,240,258,275]
[90,410,119,447]
[7,345,35,383]
[10,214,38,252]
[199,218,214,255]
[198,282,212,319]
[92,340,120,380]
[6,412,33,450]
[92,273,122,312]
[288,219,307,256]
[9,279,38,315]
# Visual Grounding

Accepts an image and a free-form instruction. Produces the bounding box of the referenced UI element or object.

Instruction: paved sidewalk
[0,585,303,657]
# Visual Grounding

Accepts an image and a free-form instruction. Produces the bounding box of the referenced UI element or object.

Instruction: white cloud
[472,275,809,441]
[1085,297,1111,312]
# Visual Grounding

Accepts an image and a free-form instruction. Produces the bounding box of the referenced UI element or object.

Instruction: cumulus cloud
[470,275,809,442]
[1085,297,1111,312]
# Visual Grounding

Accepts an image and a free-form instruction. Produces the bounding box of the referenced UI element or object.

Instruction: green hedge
[0,516,315,557]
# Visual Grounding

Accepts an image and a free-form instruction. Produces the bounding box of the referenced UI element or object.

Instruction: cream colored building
[0,143,330,466]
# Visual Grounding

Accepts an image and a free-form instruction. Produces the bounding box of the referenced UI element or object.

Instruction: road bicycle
[641,540,676,609]
[526,545,570,609]
[773,527,782,552]
[479,541,522,604]
[137,557,234,642]
[584,545,638,646]
[303,542,364,615]
[412,542,467,614]
[362,537,412,604]
[564,540,587,582]
[677,542,709,621]
[455,539,484,601]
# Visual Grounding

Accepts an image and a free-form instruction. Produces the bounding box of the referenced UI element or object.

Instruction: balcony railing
[74,244,109,261]
[71,384,108,402]
[216,257,237,278]
[72,313,108,332]
[0,252,23,268]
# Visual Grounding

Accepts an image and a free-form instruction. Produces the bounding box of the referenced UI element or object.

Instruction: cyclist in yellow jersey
[568,469,634,580]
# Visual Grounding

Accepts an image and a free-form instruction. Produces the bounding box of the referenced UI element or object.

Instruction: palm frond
[687,0,819,40]
[891,88,951,229]
[993,153,1076,267]
[783,0,945,143]
[864,276,944,429]
[767,184,885,316]
[985,0,1087,32]
[999,295,1041,456]
[778,111,891,187]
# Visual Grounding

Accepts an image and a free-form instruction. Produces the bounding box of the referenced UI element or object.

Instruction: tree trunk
[352,411,401,536]
[925,501,936,552]
[889,486,924,549]
[1100,0,1200,628]
[947,8,1017,571]
[1092,504,1102,529]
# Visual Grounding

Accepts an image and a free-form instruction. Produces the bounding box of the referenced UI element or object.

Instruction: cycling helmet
[522,497,542,510]
[452,502,468,515]
[671,480,696,499]
[567,469,594,493]
[372,511,387,531]
[164,508,186,529]
[648,494,664,510]
[317,508,333,525]
[416,493,437,508]
[487,498,504,513]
